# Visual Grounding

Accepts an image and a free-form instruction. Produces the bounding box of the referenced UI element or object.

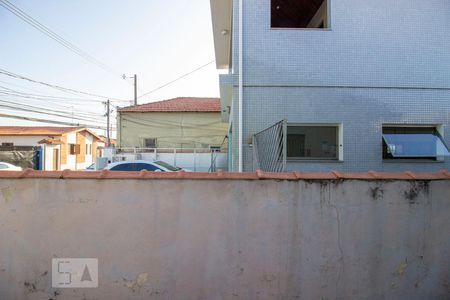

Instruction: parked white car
[0,162,23,171]
[105,160,183,172]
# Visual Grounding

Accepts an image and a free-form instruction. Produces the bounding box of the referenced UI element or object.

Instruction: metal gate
[252,120,287,172]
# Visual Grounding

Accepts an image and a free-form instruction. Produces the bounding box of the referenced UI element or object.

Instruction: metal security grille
[252,120,287,172]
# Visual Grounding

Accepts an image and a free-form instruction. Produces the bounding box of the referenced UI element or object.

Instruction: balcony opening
[271,0,329,29]
[382,126,450,160]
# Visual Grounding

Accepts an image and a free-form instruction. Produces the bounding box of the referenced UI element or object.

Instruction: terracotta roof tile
[0,169,449,181]
[118,97,221,112]
[38,138,63,145]
[0,126,82,136]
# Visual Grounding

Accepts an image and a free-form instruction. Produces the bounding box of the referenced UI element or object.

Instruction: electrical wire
[0,98,105,119]
[0,103,105,123]
[138,60,215,100]
[0,68,129,102]
[0,0,126,82]
[0,112,113,130]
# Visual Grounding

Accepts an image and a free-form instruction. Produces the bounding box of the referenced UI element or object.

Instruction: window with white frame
[271,0,329,29]
[382,126,450,160]
[85,144,92,155]
[287,125,339,160]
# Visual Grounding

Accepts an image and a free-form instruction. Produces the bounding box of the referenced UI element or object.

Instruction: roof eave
[210,0,233,69]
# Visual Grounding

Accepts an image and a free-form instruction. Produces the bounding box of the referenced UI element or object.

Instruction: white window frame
[286,123,343,161]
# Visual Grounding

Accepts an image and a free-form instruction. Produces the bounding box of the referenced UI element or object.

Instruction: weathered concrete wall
[0,178,449,299]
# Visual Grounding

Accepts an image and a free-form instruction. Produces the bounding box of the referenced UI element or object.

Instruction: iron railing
[252,120,287,172]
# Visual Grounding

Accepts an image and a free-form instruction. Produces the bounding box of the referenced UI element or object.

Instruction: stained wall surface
[0,177,449,299]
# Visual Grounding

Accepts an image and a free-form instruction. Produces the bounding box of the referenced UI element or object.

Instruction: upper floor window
[271,0,329,29]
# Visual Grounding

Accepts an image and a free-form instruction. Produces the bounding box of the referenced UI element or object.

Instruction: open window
[271,0,329,29]
[287,125,339,160]
[382,126,450,160]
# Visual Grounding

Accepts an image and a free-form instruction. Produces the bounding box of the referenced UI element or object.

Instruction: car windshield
[153,161,182,171]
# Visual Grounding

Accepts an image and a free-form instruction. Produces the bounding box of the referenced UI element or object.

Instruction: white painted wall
[66,132,76,144]
[43,144,61,171]
[0,136,48,146]
[85,134,93,165]
[66,133,76,170]
[44,145,53,171]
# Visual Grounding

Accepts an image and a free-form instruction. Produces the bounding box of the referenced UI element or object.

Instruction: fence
[0,172,449,299]
[107,147,228,172]
[252,120,286,172]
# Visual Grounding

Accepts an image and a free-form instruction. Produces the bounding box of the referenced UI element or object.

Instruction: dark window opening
[2,142,13,147]
[287,126,338,159]
[134,163,161,171]
[143,138,157,148]
[110,163,134,171]
[271,0,329,29]
[69,144,80,155]
[382,127,450,160]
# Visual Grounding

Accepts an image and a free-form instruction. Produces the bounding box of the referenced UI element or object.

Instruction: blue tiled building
[210,0,450,172]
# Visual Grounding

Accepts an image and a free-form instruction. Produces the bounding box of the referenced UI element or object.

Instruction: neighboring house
[210,0,450,172]
[98,135,116,148]
[0,126,101,170]
[117,97,228,150]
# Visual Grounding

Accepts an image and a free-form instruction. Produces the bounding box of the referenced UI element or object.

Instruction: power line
[0,86,109,104]
[0,112,112,130]
[0,103,105,124]
[0,87,110,116]
[0,68,129,102]
[0,0,125,81]
[0,89,113,117]
[0,97,105,119]
[138,60,215,100]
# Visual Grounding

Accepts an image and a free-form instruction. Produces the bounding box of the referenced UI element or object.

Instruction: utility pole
[123,74,138,106]
[106,99,111,147]
[134,74,137,106]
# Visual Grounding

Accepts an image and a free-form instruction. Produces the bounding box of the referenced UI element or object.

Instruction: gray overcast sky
[0,0,219,135]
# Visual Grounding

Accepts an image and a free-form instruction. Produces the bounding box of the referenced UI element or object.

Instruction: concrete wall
[118,112,228,149]
[225,0,450,172]
[0,177,449,299]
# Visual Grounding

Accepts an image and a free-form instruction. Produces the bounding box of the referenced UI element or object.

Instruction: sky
[0,0,219,136]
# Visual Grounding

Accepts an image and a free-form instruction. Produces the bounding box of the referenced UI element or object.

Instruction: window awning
[383,133,450,157]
